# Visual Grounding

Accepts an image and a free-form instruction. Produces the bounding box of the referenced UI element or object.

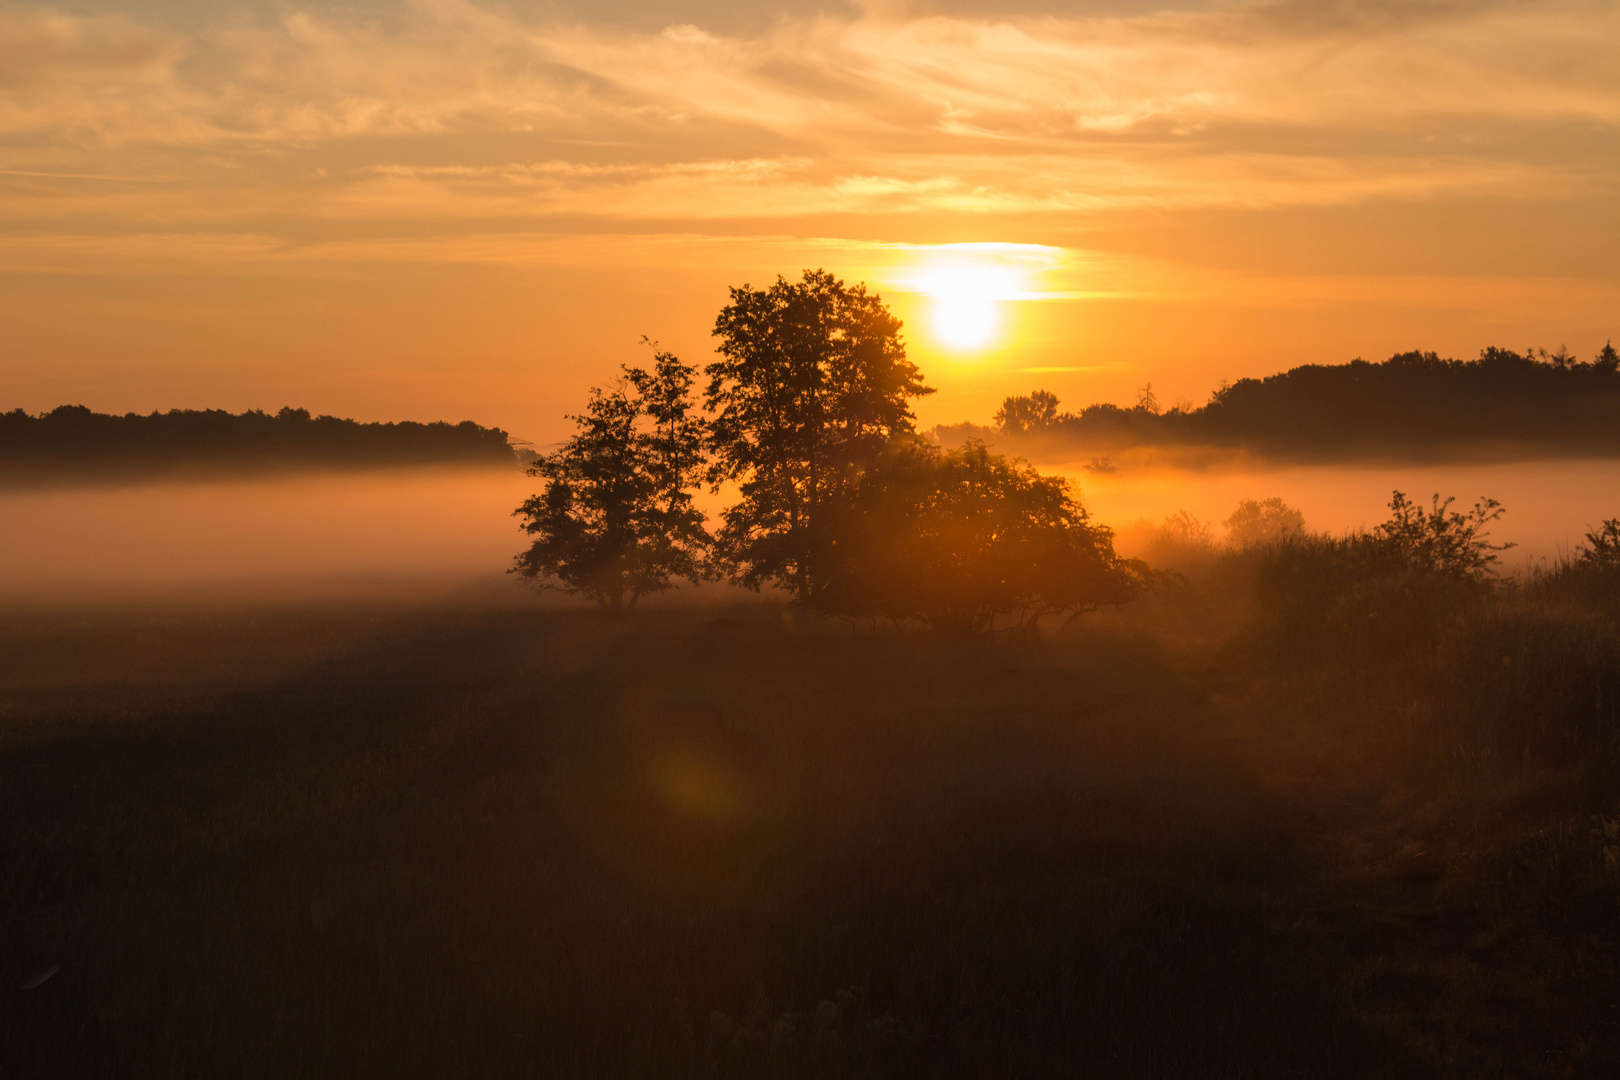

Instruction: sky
[3,0,1617,443]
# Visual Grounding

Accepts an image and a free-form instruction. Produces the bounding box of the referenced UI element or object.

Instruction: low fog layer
[1075,459,1620,569]
[3,460,1618,605]
[0,467,534,604]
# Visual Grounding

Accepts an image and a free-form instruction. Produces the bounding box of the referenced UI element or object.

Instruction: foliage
[992,389,1060,435]
[0,404,514,482]
[1114,510,1221,577]
[958,342,1620,460]
[1577,518,1620,570]
[1224,497,1305,547]
[704,269,932,602]
[815,439,1150,631]
[512,351,708,610]
[1241,531,1473,669]
[1372,489,1512,580]
[1157,509,1213,548]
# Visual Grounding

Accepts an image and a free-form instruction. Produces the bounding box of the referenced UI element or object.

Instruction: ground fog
[3,460,1617,604]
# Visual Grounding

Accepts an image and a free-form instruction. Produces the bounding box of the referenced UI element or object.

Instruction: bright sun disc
[933,297,998,349]
[908,259,1024,352]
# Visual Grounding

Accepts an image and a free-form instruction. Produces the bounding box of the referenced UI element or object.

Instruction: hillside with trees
[0,405,517,484]
[953,343,1620,462]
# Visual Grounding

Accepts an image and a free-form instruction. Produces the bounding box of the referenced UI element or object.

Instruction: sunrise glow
[4,3,1620,1069]
[0,0,1614,436]
[903,250,1044,352]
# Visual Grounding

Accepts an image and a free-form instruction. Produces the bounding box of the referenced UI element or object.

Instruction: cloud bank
[1,0,1614,242]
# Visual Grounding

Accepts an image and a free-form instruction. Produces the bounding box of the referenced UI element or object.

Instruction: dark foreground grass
[0,581,1616,1077]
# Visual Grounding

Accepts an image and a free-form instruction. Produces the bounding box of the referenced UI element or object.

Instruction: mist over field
[0,467,533,603]
[4,0,1619,1068]
[3,460,1617,604]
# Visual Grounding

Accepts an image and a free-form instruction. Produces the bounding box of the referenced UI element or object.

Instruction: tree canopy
[1225,498,1306,547]
[512,350,708,611]
[965,343,1620,462]
[815,439,1149,632]
[0,405,514,483]
[705,269,932,602]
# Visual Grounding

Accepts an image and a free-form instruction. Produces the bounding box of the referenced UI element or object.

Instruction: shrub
[1577,519,1620,570]
[1372,490,1512,580]
[1241,532,1478,669]
[1115,511,1221,577]
[1223,497,1305,548]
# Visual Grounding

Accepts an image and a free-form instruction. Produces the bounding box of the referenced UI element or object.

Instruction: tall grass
[4,527,1620,1075]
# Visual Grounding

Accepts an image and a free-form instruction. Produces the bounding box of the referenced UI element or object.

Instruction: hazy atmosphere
[5,2,1620,1077]
[5,0,1617,437]
[3,460,1619,602]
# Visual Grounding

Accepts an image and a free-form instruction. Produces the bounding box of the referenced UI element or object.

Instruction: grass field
[2,559,1618,1077]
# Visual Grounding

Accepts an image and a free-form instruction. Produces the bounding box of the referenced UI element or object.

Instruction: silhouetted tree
[512,352,708,610]
[816,439,1149,631]
[1373,490,1511,580]
[0,404,515,483]
[949,342,1620,461]
[993,390,1061,435]
[1224,498,1306,547]
[1577,519,1620,570]
[705,269,931,603]
[1597,341,1619,376]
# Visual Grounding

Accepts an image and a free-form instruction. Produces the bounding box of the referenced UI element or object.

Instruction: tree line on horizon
[512,270,1151,630]
[0,405,516,481]
[516,270,1620,631]
[969,341,1620,460]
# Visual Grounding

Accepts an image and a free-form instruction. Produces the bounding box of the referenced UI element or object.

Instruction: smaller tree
[512,351,708,610]
[1224,497,1305,547]
[1596,340,1619,376]
[816,439,1149,631]
[1373,490,1512,580]
[1576,518,1620,570]
[1134,383,1160,415]
[993,390,1061,436]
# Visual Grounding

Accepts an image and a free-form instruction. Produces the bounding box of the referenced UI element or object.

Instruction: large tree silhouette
[512,350,708,610]
[705,269,932,602]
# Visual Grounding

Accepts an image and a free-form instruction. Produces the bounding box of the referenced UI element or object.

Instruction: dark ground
[0,588,1616,1077]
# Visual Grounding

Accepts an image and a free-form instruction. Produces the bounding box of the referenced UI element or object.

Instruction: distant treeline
[952,343,1620,461]
[0,405,517,484]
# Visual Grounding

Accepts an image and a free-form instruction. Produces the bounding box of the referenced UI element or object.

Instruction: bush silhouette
[1373,490,1512,580]
[1578,519,1620,570]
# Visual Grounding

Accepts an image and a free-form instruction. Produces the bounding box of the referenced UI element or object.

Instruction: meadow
[4,538,1618,1077]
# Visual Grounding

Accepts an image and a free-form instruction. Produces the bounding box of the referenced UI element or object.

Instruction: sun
[933,296,999,350]
[903,253,1030,352]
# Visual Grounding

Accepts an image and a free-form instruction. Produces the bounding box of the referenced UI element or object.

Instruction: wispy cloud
[0,0,1613,241]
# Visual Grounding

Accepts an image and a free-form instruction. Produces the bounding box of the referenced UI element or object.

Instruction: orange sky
[2,0,1617,444]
